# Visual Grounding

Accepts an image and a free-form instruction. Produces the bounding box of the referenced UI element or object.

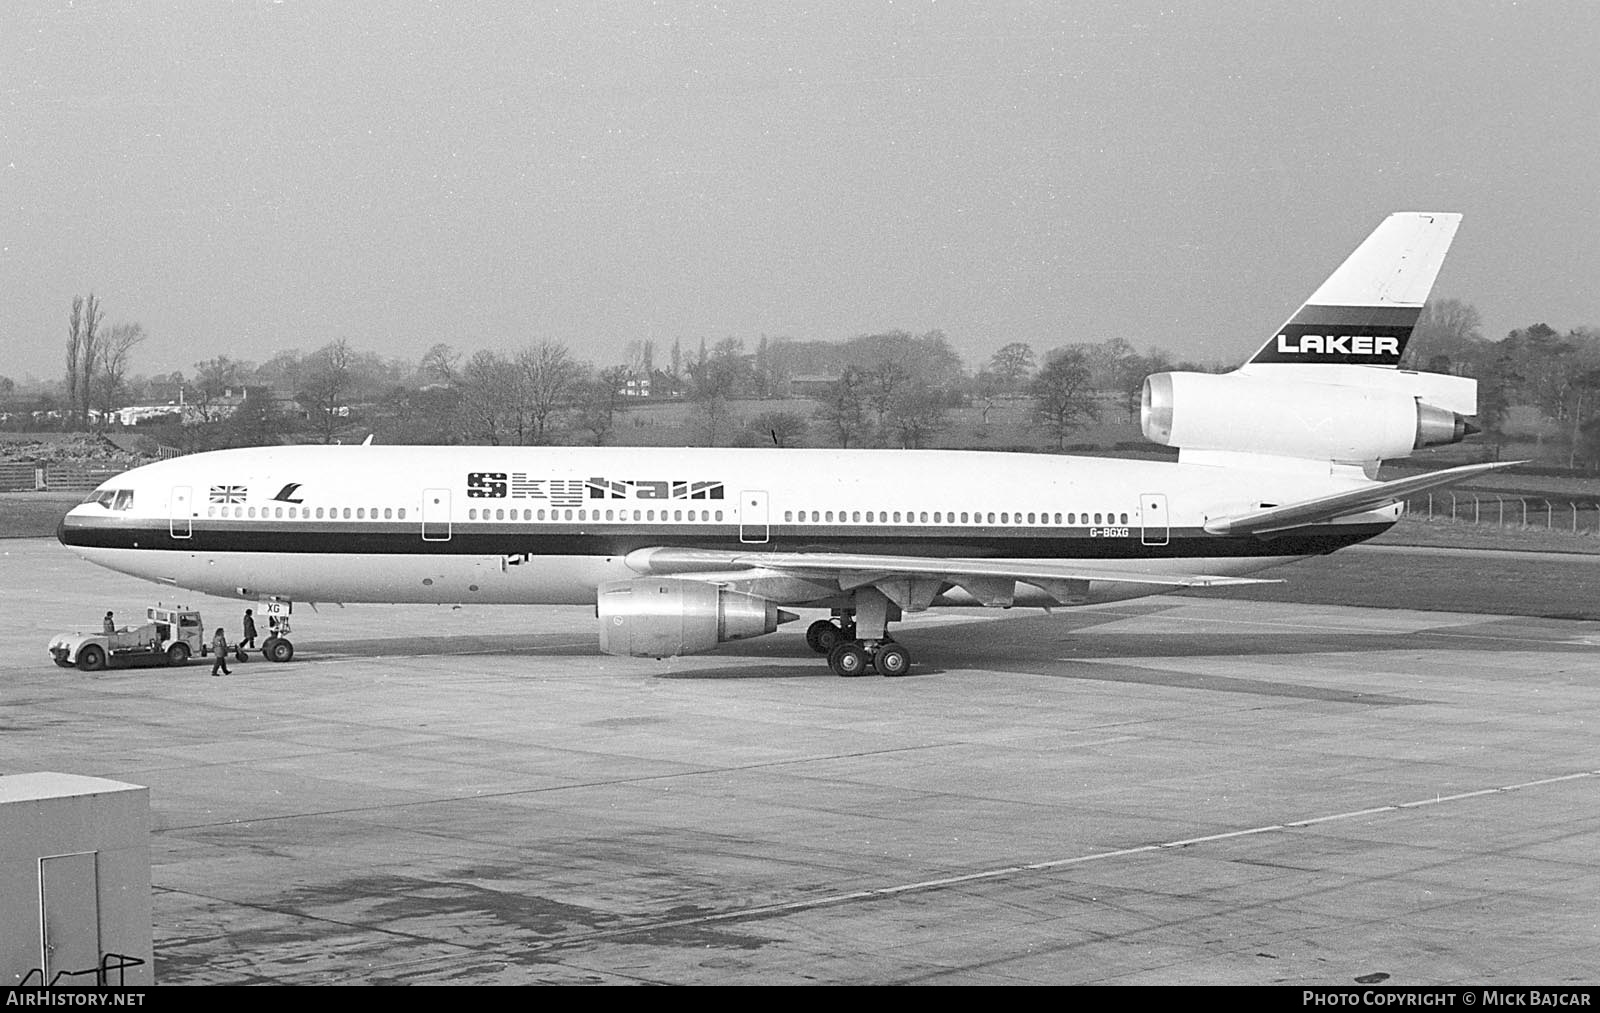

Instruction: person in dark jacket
[210,628,231,677]
[241,609,257,649]
[103,611,116,635]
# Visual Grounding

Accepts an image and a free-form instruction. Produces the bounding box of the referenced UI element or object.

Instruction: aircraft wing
[1202,459,1523,536]
[626,547,1275,610]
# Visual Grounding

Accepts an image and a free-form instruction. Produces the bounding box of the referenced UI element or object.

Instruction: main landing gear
[804,587,913,677]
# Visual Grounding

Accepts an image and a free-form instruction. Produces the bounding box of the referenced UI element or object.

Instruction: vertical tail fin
[1243,212,1462,368]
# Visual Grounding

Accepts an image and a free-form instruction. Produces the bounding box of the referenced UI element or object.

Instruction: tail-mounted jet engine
[1141,372,1479,462]
[597,578,798,659]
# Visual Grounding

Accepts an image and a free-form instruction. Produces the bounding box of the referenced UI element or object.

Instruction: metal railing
[1404,493,1600,535]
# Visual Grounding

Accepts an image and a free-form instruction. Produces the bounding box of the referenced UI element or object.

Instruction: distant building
[787,374,842,398]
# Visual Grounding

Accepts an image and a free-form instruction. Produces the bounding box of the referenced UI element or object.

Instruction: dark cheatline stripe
[58,520,1390,561]
[1248,303,1421,366]
[1288,305,1421,328]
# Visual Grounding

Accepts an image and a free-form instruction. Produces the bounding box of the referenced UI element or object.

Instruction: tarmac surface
[3,535,1600,985]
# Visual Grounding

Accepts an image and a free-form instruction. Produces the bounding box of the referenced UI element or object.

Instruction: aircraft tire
[77,645,106,672]
[874,643,911,677]
[806,620,840,654]
[265,638,294,663]
[828,642,870,678]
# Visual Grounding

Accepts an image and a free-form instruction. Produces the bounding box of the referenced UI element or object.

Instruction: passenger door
[169,486,192,539]
[739,490,769,544]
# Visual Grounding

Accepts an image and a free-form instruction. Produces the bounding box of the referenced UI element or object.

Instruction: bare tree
[815,366,868,448]
[885,380,947,448]
[575,365,631,445]
[456,349,514,445]
[986,342,1036,393]
[514,342,583,444]
[78,294,103,427]
[297,339,356,443]
[65,297,83,426]
[93,323,147,423]
[417,343,460,385]
[748,410,809,447]
[1031,348,1100,449]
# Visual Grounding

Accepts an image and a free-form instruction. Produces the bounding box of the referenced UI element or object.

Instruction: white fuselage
[58,445,1396,609]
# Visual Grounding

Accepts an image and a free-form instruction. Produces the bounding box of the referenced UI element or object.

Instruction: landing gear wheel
[805,620,840,655]
[77,645,106,672]
[828,642,870,678]
[167,642,191,666]
[874,643,911,677]
[264,637,294,663]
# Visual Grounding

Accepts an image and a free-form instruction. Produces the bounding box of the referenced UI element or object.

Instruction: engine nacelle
[1141,372,1477,462]
[596,578,797,659]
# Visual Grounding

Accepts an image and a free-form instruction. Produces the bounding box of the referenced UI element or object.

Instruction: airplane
[59,211,1509,677]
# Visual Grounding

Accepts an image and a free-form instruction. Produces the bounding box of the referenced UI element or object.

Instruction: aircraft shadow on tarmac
[263,602,1599,692]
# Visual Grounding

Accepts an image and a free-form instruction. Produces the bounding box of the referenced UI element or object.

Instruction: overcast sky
[4,1,1596,384]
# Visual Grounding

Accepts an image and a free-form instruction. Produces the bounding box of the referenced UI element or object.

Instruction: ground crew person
[103,611,116,635]
[242,609,257,649]
[210,628,231,677]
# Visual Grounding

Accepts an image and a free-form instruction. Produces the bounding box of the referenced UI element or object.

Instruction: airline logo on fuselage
[465,472,724,506]
[1274,333,1401,356]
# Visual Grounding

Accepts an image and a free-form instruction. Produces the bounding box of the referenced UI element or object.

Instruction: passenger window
[715,510,723,521]
[826,511,834,522]
[357,508,365,519]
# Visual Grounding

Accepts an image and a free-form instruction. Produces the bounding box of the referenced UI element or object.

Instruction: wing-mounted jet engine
[597,578,798,659]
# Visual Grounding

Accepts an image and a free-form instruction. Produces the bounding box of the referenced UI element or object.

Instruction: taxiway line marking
[497,766,1600,953]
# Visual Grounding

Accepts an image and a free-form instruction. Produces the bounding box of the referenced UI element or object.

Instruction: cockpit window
[84,489,134,511]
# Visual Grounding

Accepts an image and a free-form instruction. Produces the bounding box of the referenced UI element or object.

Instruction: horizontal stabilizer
[1203,460,1522,536]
